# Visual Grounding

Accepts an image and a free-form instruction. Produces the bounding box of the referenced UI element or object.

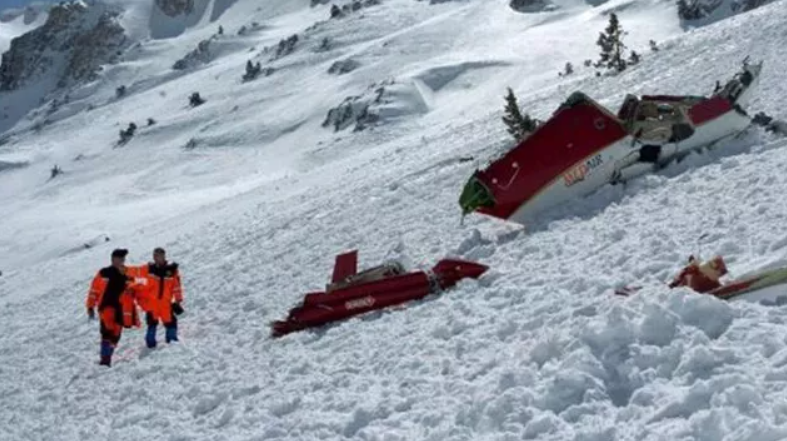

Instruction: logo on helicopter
[563,154,603,187]
[345,296,375,310]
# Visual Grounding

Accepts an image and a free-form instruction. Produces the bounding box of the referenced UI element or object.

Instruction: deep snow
[1,0,787,440]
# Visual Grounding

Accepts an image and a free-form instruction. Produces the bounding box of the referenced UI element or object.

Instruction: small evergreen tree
[50,164,62,179]
[628,50,641,65]
[243,60,263,81]
[502,87,537,142]
[564,62,574,76]
[649,39,659,52]
[189,92,206,107]
[595,13,627,72]
[218,25,224,35]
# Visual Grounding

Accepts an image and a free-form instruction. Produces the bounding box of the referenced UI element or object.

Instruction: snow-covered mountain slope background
[1,0,787,439]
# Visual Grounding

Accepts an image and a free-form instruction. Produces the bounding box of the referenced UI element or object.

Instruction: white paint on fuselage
[507,108,752,225]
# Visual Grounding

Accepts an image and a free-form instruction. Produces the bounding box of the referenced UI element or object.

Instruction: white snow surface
[2,0,787,440]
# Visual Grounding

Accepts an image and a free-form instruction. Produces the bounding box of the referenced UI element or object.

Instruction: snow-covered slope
[1,0,787,440]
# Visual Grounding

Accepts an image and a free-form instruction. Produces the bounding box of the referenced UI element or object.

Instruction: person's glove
[172,302,184,316]
[87,308,96,320]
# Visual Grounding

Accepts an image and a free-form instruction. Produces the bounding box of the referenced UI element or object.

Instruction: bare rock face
[509,0,552,13]
[155,0,195,17]
[0,1,127,91]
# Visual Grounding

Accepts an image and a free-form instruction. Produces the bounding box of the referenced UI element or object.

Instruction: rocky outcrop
[509,0,552,13]
[678,0,775,22]
[173,37,214,70]
[155,0,195,17]
[0,1,127,91]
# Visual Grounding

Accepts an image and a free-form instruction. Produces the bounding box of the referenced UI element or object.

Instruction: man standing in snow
[86,249,148,366]
[131,248,184,349]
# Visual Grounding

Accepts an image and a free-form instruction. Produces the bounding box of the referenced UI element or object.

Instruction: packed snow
[2,0,787,440]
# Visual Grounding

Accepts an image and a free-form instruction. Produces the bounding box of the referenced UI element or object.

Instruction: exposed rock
[173,37,214,70]
[509,0,553,12]
[0,1,127,91]
[322,81,391,132]
[155,0,194,17]
[328,59,361,75]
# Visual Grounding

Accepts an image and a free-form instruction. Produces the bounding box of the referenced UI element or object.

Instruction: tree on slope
[502,88,538,142]
[595,13,627,73]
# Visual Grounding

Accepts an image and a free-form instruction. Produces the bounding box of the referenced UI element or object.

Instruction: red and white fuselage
[461,60,762,226]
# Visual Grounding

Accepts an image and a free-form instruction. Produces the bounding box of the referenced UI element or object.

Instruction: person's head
[111,249,128,268]
[153,247,167,265]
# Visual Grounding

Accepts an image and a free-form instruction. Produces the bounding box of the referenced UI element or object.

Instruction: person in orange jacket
[132,247,184,348]
[86,249,149,366]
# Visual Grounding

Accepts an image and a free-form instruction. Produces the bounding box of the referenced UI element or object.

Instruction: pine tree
[649,40,659,52]
[628,50,641,65]
[502,88,537,142]
[595,13,627,72]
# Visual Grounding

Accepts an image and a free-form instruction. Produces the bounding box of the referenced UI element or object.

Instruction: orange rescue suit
[86,266,149,342]
[130,262,183,324]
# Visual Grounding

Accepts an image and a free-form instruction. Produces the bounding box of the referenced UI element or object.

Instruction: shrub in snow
[502,87,539,142]
[147,118,156,126]
[558,62,574,77]
[115,85,127,98]
[628,50,641,65]
[330,5,344,18]
[649,39,659,52]
[217,25,223,35]
[242,60,263,81]
[595,13,628,73]
[189,92,206,107]
[50,164,62,180]
[328,59,361,75]
[118,122,137,145]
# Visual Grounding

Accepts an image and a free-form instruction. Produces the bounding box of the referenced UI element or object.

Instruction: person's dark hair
[111,249,128,258]
[153,247,166,255]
